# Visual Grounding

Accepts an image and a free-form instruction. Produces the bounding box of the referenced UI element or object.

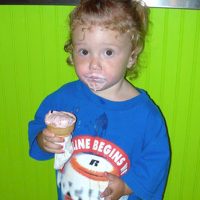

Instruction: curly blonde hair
[64,0,149,79]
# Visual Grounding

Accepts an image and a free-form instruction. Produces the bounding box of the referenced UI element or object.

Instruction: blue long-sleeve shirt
[29,80,170,200]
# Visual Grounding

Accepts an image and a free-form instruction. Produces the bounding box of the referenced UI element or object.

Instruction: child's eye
[105,49,113,56]
[79,49,89,56]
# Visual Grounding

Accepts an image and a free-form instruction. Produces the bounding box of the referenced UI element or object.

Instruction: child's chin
[87,83,105,92]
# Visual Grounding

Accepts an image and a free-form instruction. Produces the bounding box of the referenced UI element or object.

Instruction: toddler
[29,0,170,199]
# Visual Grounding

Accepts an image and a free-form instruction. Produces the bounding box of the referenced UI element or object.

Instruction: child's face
[72,25,133,93]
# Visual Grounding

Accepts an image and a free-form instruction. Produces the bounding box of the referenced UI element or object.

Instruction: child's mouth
[84,75,107,91]
[85,75,106,83]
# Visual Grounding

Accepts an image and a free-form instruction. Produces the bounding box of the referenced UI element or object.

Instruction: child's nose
[89,57,102,71]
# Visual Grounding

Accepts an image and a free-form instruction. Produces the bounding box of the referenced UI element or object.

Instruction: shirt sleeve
[28,96,54,160]
[121,111,171,200]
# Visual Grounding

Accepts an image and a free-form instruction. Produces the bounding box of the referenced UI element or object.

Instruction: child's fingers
[43,128,55,137]
[104,172,116,181]
[104,196,112,200]
[40,129,65,153]
[43,129,65,143]
[43,140,64,154]
[46,140,63,149]
[53,136,65,143]
[100,186,112,198]
[45,135,65,143]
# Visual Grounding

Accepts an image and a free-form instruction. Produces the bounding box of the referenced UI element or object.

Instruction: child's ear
[127,53,136,69]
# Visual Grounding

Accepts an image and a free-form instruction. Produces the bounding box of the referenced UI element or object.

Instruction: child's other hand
[37,128,65,154]
[100,172,132,200]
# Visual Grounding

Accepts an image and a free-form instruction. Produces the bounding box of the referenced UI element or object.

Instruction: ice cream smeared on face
[45,111,76,128]
[83,74,107,91]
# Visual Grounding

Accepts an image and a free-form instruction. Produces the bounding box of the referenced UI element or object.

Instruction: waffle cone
[47,124,74,137]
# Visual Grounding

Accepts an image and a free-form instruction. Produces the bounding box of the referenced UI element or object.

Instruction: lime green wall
[0,5,200,200]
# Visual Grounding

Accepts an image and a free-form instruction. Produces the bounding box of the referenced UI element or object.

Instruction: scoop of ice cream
[45,111,76,128]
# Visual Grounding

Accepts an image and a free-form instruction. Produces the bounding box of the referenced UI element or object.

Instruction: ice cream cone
[45,110,76,137]
[44,110,76,169]
[47,124,75,137]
